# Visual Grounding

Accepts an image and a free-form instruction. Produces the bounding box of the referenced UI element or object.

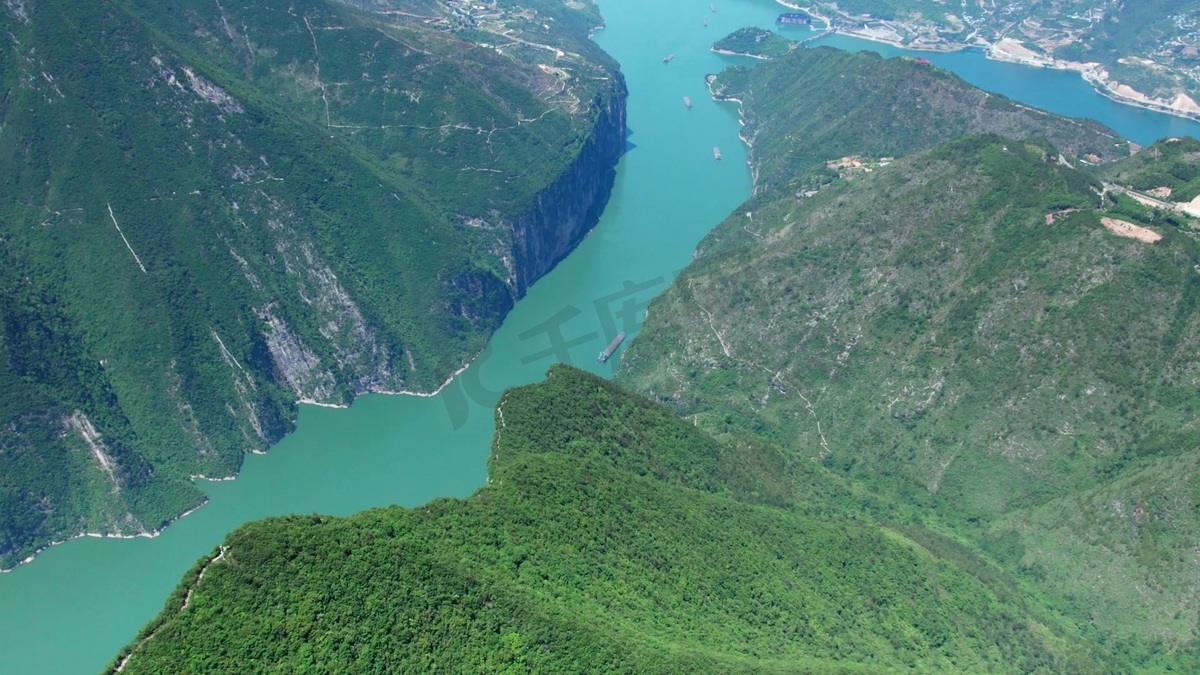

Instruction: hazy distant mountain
[799,0,1200,119]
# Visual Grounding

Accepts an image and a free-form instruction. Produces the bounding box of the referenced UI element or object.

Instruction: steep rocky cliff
[509,82,627,293]
[442,75,626,334]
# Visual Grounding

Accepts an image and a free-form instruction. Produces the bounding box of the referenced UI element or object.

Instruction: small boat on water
[598,332,626,363]
[713,146,722,160]
[710,3,717,12]
[663,53,674,63]
[683,96,693,108]
[703,16,708,27]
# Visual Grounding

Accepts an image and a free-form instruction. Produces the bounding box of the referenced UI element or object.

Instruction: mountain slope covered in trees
[619,46,1200,665]
[707,45,1128,194]
[110,366,1107,673]
[0,0,625,568]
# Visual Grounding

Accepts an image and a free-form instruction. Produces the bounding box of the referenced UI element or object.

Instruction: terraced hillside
[0,0,625,568]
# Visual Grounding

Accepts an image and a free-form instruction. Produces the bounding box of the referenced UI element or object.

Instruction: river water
[2,2,1198,672]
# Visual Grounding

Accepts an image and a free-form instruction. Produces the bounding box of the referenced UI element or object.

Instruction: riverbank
[1080,71,1200,123]
[0,500,208,574]
[704,81,759,185]
[711,47,771,60]
[985,39,1200,122]
[296,353,479,410]
[772,0,828,28]
[837,31,1200,122]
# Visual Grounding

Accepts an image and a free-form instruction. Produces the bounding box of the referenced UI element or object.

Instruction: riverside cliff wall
[509,74,628,294]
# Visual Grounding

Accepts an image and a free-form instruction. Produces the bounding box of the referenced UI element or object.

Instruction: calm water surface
[0,1,1195,672]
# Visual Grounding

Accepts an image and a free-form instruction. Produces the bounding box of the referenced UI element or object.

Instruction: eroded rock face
[252,73,628,403]
[509,81,628,294]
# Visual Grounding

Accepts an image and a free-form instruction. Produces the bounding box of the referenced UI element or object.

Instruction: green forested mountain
[711,27,796,59]
[619,48,1200,666]
[708,46,1127,193]
[110,366,1108,673]
[0,0,624,568]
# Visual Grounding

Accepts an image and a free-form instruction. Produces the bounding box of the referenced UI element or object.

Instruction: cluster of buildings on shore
[444,0,507,29]
[798,0,1199,109]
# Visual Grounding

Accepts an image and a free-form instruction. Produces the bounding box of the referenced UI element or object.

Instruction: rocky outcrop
[508,75,628,294]
[259,75,628,401]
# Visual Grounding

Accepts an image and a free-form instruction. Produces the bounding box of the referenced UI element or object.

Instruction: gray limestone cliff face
[268,74,628,400]
[508,76,628,295]
[258,75,627,406]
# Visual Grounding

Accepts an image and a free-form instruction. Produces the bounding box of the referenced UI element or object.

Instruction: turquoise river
[2,1,1199,672]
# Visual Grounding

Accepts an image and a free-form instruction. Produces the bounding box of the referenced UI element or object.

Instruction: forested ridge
[711,28,795,59]
[620,46,1200,668]
[111,366,1105,673]
[708,45,1127,195]
[0,0,624,568]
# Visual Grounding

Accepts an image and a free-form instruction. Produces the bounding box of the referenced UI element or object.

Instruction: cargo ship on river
[598,332,626,363]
